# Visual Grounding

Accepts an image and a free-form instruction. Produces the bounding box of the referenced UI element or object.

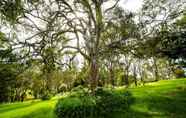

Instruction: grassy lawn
[0,78,186,118]
[0,99,57,118]
[124,78,186,118]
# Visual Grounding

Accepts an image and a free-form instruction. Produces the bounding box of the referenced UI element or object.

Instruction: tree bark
[153,57,159,81]
[109,62,115,86]
[89,57,99,92]
[125,71,129,87]
[134,77,137,86]
[140,70,145,86]
[133,66,137,86]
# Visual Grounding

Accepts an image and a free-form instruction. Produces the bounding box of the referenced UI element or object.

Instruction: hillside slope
[124,78,186,118]
[0,78,186,118]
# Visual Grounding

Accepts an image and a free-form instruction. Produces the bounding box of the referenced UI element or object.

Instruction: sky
[120,0,143,12]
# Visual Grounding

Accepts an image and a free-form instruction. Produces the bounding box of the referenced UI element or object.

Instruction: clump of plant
[55,86,96,118]
[55,86,134,118]
[40,90,52,100]
[174,68,185,78]
[94,88,133,117]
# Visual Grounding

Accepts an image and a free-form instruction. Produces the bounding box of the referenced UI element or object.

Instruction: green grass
[122,78,186,118]
[0,78,186,118]
[0,99,57,118]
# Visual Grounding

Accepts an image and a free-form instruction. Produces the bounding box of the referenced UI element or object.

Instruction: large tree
[1,0,132,91]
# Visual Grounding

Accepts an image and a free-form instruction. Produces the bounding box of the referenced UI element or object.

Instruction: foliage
[0,0,185,113]
[95,88,134,117]
[159,31,186,59]
[0,64,17,102]
[174,68,185,78]
[40,93,52,101]
[54,87,96,118]
[0,79,186,118]
[0,0,24,24]
[55,87,133,118]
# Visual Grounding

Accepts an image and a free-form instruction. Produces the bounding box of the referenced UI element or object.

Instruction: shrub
[40,93,51,100]
[55,96,96,118]
[95,88,133,117]
[70,85,89,97]
[55,86,96,118]
[174,68,185,78]
[55,87,133,118]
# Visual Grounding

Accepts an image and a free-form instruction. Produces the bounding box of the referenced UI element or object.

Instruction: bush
[70,85,89,97]
[55,87,133,118]
[55,96,96,118]
[95,88,133,117]
[55,86,96,118]
[40,93,51,100]
[174,68,185,78]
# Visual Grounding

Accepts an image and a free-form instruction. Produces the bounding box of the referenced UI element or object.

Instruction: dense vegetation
[0,0,186,117]
[55,87,133,118]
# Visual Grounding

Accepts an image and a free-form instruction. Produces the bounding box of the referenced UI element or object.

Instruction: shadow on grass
[1,84,186,118]
[146,87,186,117]
[124,85,186,118]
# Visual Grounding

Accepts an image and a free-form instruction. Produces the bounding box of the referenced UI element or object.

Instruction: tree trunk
[133,66,137,86]
[125,71,129,87]
[89,58,99,92]
[153,57,159,81]
[140,70,145,86]
[109,62,115,86]
[134,74,137,86]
